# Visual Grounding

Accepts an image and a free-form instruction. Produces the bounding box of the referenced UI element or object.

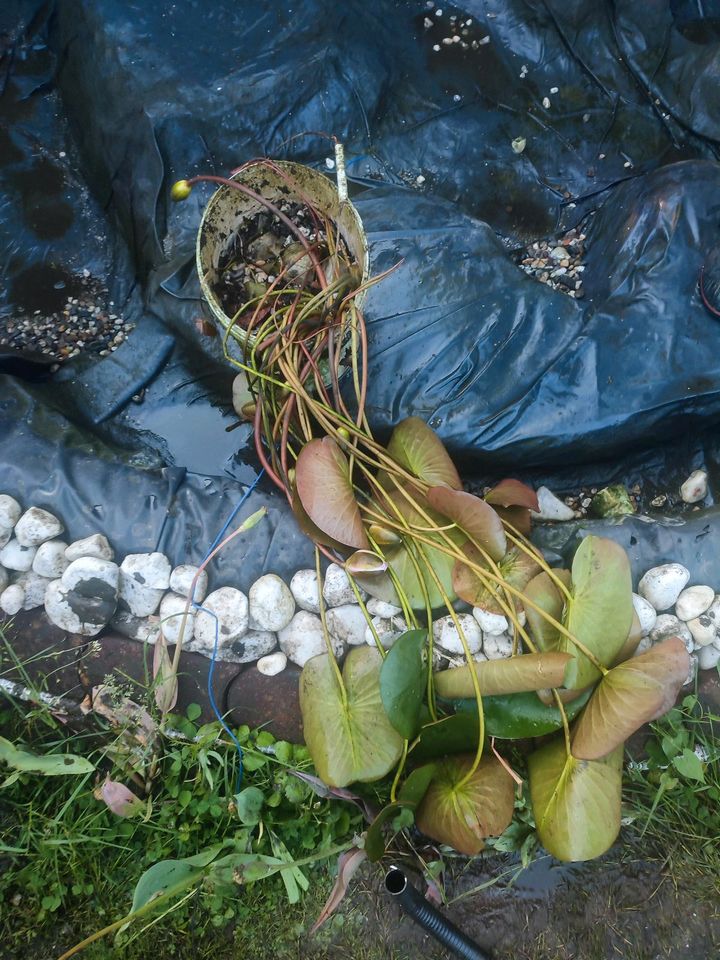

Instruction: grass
[623,691,720,896]
[2,618,719,960]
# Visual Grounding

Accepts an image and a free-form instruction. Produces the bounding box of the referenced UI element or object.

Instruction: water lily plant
[173,161,691,868]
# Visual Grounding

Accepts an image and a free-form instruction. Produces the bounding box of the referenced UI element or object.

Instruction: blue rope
[193,469,265,795]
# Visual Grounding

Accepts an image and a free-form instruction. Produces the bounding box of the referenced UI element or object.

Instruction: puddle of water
[138,403,256,480]
[8,263,85,314]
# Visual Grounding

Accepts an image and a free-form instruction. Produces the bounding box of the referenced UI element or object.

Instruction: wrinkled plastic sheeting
[0,377,315,581]
[50,0,720,257]
[534,507,720,589]
[357,161,720,468]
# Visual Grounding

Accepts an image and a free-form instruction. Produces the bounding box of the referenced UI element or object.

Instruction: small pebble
[0,539,37,572]
[638,563,690,611]
[323,563,362,607]
[248,574,295,632]
[32,540,70,579]
[675,585,714,622]
[687,615,716,648]
[65,534,115,563]
[14,507,64,547]
[680,469,708,504]
[278,611,343,666]
[257,651,288,676]
[531,486,575,522]
[325,604,369,647]
[169,564,208,602]
[649,614,693,653]
[473,607,509,635]
[366,598,403,618]
[290,569,320,613]
[697,644,720,670]
[433,614,483,655]
[483,632,513,660]
[1,583,25,616]
[632,593,657,636]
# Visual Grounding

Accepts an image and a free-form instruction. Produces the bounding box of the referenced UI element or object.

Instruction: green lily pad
[454,688,592,740]
[560,536,633,689]
[300,647,404,788]
[410,710,481,762]
[524,570,570,649]
[379,630,427,739]
[529,738,622,862]
[383,417,461,490]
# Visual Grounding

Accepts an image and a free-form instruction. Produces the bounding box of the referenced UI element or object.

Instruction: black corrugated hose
[385,867,490,960]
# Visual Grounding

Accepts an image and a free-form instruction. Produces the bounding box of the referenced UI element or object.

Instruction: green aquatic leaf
[300,647,404,788]
[379,630,427,739]
[529,738,622,862]
[384,417,461,490]
[560,536,633,689]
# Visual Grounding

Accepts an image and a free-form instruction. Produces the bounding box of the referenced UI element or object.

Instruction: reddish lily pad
[572,637,690,760]
[415,754,515,855]
[427,486,506,562]
[296,438,368,550]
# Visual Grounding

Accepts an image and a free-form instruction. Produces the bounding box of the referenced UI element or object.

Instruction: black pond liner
[385,867,490,960]
[3,0,720,607]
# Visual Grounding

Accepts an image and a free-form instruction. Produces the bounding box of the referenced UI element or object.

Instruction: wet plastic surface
[2,0,720,575]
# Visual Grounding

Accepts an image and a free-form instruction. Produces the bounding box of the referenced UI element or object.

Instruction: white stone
[323,563,364,607]
[366,598,403,618]
[687,615,716,648]
[632,593,657,636]
[119,554,169,617]
[158,592,195,645]
[212,629,277,664]
[0,495,21,533]
[1,583,25,616]
[65,534,115,562]
[326,604,369,647]
[62,557,119,594]
[14,571,53,610]
[0,566,7,595]
[697,644,720,671]
[44,579,112,636]
[278,610,343,666]
[433,614,483,654]
[32,540,70,578]
[0,528,10,550]
[632,635,653,658]
[364,615,408,649]
[649,614,693,653]
[680,469,708,504]
[483,631,513,660]
[530,486,575,522]
[289,569,321,613]
[120,552,171,589]
[109,609,159,643]
[14,507,63,547]
[248,574,295,632]
[675,585,714,622]
[169,564,208,602]
[257,651,288,676]
[638,564,690,611]
[472,607,509,635]
[193,587,249,653]
[683,655,698,686]
[0,539,36,572]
